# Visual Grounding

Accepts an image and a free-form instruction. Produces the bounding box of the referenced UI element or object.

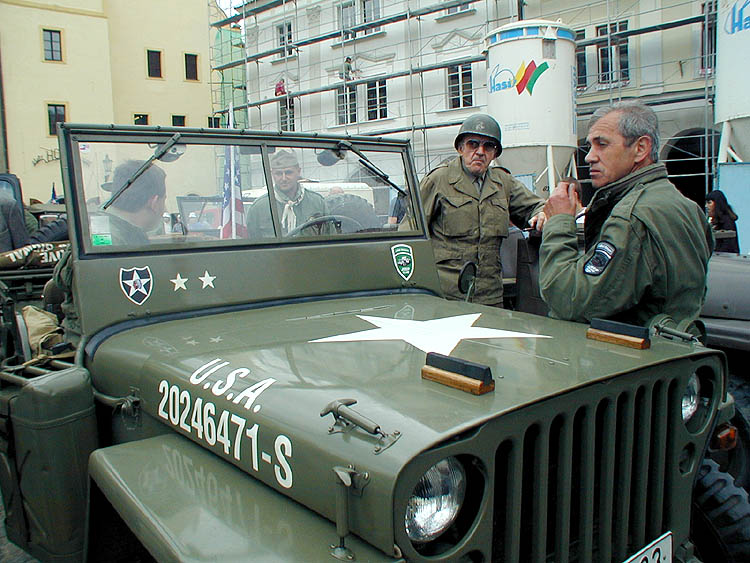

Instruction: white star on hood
[310,313,550,355]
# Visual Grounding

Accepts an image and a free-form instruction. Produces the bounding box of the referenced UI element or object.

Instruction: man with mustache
[539,101,713,329]
[420,113,546,306]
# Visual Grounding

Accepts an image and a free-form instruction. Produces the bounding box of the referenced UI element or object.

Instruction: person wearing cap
[419,113,546,306]
[96,159,167,246]
[539,101,713,329]
[246,148,327,238]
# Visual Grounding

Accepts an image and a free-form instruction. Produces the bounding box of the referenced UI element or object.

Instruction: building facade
[211,0,718,202]
[0,0,215,202]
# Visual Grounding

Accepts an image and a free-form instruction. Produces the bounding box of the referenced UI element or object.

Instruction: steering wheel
[286,214,364,237]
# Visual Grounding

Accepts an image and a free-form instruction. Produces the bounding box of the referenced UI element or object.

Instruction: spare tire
[325,193,381,231]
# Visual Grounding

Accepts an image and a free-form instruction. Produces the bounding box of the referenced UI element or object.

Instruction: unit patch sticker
[120,266,153,305]
[584,241,616,276]
[391,244,414,281]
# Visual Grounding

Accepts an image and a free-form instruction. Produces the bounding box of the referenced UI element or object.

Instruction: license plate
[621,531,672,563]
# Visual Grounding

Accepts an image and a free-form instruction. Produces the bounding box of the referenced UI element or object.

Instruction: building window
[337,86,357,125]
[277,22,294,58]
[575,29,587,89]
[279,98,295,131]
[701,1,717,76]
[362,0,381,34]
[367,80,387,120]
[185,53,198,81]
[47,104,65,135]
[147,50,162,78]
[134,114,149,125]
[446,3,470,15]
[43,29,62,61]
[447,64,473,109]
[208,116,221,128]
[596,22,629,84]
[338,2,356,40]
[172,115,186,127]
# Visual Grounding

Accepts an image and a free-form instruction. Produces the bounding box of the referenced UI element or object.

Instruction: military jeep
[0,124,747,563]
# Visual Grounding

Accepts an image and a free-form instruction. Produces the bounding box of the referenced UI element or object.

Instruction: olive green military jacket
[420,157,545,306]
[246,189,326,239]
[539,164,714,327]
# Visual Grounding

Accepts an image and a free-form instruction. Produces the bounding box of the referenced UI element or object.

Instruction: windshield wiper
[102,133,182,210]
[336,140,408,197]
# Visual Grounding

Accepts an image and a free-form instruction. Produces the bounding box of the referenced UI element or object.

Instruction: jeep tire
[691,458,750,563]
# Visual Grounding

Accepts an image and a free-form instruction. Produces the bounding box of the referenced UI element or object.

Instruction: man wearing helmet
[420,113,547,306]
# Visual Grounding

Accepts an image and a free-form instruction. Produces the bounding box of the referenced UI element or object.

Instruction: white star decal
[171,274,188,291]
[311,313,550,355]
[199,270,216,289]
[123,270,151,298]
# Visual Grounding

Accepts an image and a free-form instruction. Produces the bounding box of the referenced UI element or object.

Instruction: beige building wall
[0,0,113,202]
[0,0,214,203]
[105,0,213,130]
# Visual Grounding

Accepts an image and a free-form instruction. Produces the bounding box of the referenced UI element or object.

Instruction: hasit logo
[726,1,750,35]
[488,60,549,96]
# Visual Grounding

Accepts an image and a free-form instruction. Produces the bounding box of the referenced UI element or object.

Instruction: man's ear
[146,194,161,212]
[633,135,653,165]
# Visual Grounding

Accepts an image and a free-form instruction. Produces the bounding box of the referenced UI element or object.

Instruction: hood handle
[321,399,401,454]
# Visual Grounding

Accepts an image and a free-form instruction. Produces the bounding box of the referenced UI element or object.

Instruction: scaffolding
[208,0,717,194]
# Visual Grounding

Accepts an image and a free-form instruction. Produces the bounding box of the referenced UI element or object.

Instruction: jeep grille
[491,371,697,563]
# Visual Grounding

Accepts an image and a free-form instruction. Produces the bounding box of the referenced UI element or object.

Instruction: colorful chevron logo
[515,60,549,95]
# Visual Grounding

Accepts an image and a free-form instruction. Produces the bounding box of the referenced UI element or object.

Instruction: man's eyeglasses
[463,139,498,153]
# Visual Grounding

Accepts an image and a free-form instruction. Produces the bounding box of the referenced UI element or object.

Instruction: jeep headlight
[682,373,700,423]
[404,456,466,543]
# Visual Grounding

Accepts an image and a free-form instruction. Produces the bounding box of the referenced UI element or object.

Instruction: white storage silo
[485,20,577,196]
[715,1,750,162]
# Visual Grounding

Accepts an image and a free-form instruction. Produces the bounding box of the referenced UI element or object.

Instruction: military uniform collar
[589,163,667,204]
[584,163,667,251]
[447,157,501,201]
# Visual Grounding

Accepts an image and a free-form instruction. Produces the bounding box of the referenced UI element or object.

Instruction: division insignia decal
[120,266,153,305]
[391,244,414,281]
[583,241,616,276]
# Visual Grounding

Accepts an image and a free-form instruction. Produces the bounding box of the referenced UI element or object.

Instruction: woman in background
[706,190,740,253]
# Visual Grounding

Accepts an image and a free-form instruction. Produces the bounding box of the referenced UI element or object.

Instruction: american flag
[220,145,246,239]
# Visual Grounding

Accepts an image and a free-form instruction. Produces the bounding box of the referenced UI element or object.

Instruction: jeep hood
[88,292,708,554]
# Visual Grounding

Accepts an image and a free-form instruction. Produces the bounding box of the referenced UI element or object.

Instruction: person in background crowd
[0,196,30,251]
[419,113,546,306]
[539,101,713,330]
[705,189,740,253]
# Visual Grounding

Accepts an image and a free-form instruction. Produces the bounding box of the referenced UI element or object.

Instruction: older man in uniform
[539,101,713,329]
[246,148,326,238]
[420,113,546,306]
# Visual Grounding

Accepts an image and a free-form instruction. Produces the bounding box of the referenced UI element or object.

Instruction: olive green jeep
[0,124,747,562]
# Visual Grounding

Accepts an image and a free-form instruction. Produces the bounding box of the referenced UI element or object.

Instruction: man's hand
[528,211,547,231]
[544,181,579,219]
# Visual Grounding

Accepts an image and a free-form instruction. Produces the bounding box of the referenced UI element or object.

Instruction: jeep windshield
[62,126,421,254]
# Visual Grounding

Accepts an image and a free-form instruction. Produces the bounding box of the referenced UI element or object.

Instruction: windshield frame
[58,124,425,258]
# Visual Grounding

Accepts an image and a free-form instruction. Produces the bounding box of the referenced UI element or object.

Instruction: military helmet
[454,113,502,155]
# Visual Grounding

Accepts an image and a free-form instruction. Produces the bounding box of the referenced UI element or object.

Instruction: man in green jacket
[539,101,713,328]
[420,114,546,306]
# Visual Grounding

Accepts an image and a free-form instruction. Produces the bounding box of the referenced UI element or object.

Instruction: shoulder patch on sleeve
[583,241,616,276]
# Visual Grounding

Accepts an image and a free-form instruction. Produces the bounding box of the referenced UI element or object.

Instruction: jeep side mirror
[458,261,477,302]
